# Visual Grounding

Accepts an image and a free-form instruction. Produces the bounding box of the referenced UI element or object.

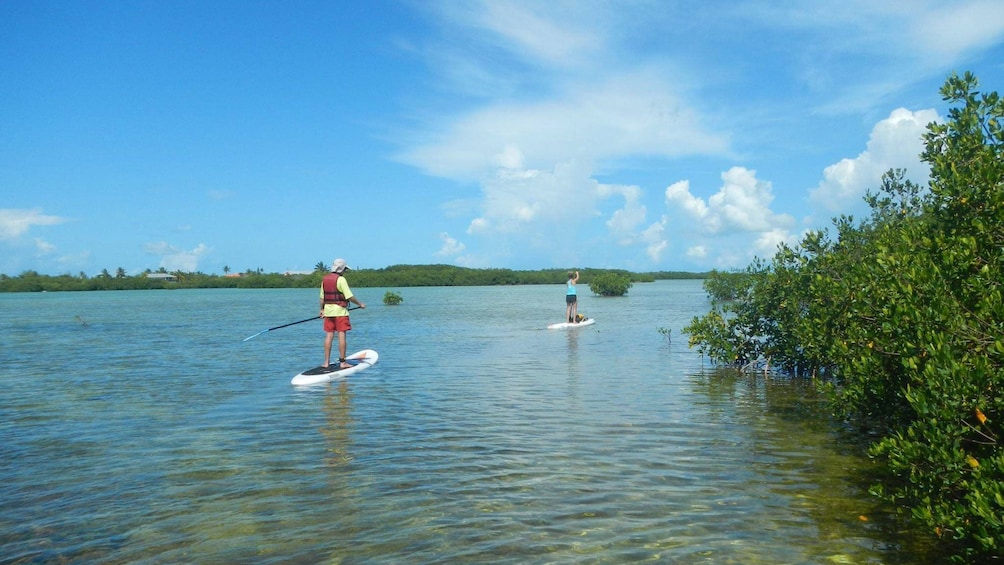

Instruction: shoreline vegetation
[685,72,1003,562]
[0,264,706,293]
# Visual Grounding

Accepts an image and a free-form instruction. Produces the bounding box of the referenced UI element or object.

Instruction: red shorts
[324,316,352,332]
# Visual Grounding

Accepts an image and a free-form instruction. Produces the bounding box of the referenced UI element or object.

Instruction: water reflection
[565,330,580,405]
[565,330,579,370]
[321,380,354,468]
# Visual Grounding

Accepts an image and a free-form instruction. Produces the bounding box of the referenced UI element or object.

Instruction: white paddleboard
[547,317,596,330]
[291,349,379,385]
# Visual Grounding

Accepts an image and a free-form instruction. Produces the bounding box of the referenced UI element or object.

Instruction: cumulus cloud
[494,144,526,170]
[452,144,809,268]
[597,184,672,261]
[660,108,937,267]
[435,232,466,257]
[667,167,796,235]
[143,242,211,272]
[0,208,66,241]
[468,159,601,236]
[452,155,682,266]
[640,218,669,262]
[662,167,798,265]
[664,180,707,219]
[754,228,794,256]
[602,184,646,244]
[809,108,937,215]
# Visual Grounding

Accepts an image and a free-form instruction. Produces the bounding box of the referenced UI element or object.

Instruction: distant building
[224,273,242,278]
[146,273,177,282]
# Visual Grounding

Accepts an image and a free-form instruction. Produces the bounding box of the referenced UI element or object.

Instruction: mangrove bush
[684,72,1004,562]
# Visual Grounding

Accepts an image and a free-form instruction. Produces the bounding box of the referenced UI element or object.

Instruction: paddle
[242,307,360,342]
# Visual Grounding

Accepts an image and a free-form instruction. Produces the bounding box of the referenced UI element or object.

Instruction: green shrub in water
[588,272,632,296]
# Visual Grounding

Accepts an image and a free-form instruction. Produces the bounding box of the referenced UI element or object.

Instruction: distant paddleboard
[547,317,595,330]
[291,349,379,385]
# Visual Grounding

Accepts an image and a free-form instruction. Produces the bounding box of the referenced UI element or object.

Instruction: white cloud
[458,157,679,267]
[686,246,707,259]
[467,217,490,235]
[711,168,791,233]
[735,1,1004,83]
[602,184,646,244]
[435,232,466,257]
[468,159,600,236]
[660,106,939,267]
[399,69,729,179]
[0,208,66,241]
[596,183,675,261]
[494,145,526,170]
[143,242,211,272]
[598,184,671,262]
[910,1,1004,62]
[417,0,609,98]
[663,167,798,265]
[34,238,56,254]
[667,167,796,236]
[809,107,937,215]
[466,0,600,68]
[641,219,668,262]
[665,181,707,218]
[754,228,793,256]
[646,239,668,262]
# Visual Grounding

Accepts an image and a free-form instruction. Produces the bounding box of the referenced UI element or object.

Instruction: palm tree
[223,265,230,275]
[315,261,326,273]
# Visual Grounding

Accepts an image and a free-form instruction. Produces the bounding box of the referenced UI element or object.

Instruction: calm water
[1,281,935,564]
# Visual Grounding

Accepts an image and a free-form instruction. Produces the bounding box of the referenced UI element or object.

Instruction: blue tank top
[567,280,576,296]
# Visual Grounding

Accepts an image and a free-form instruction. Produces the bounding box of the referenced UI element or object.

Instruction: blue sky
[3,1,1003,276]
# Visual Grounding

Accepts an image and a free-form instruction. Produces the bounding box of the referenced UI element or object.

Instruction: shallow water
[1,281,935,563]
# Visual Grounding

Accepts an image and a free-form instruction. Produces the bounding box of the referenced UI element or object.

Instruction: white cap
[331,258,350,273]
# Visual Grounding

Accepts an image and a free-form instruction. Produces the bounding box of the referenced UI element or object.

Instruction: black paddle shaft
[242,307,360,342]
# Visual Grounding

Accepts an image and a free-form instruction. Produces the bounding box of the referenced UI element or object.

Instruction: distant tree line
[0,264,705,293]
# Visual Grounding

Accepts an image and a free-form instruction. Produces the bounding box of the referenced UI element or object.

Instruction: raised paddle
[242,307,360,342]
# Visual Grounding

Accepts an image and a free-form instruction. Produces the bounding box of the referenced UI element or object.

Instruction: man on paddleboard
[320,258,366,369]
